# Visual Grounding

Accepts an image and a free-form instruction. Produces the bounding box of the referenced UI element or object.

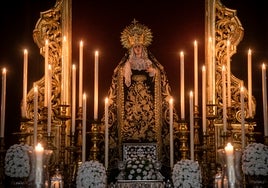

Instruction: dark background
[0,0,267,148]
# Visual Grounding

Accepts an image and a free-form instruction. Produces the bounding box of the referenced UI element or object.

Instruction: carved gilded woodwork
[214,0,256,123]
[20,1,64,153]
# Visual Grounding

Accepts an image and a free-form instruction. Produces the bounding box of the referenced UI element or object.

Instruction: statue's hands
[146,66,155,77]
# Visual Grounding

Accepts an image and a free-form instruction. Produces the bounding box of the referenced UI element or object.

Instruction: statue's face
[133,45,143,57]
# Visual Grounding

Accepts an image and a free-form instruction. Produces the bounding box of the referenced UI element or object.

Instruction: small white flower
[76,160,106,188]
[172,159,202,188]
[242,143,268,176]
[4,143,33,178]
[125,157,156,180]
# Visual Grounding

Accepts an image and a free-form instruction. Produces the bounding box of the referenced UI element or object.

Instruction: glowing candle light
[225,143,235,187]
[1,68,6,138]
[22,49,28,117]
[35,143,44,187]
[194,40,198,107]
[34,86,38,146]
[262,64,268,136]
[79,41,83,107]
[189,91,194,160]
[222,65,227,132]
[44,39,49,107]
[227,40,231,107]
[94,51,99,120]
[82,93,87,162]
[169,98,174,168]
[240,86,245,149]
[105,97,109,169]
[248,49,252,117]
[47,64,52,135]
[202,66,206,133]
[180,51,185,119]
[72,64,76,134]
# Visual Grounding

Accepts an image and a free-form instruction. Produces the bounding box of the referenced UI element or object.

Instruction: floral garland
[172,159,202,188]
[76,160,106,188]
[4,143,33,178]
[125,156,156,180]
[242,143,268,176]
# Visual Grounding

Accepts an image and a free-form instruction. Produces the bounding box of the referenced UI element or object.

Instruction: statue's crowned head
[121,19,153,49]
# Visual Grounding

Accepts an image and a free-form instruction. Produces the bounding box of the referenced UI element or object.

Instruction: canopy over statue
[101,19,179,180]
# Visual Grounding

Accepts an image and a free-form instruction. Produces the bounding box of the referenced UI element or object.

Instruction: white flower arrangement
[172,159,202,188]
[242,143,268,176]
[4,143,33,178]
[76,160,107,188]
[125,156,156,180]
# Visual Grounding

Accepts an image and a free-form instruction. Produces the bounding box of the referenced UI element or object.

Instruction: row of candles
[169,40,268,167]
[0,38,268,168]
[24,39,109,168]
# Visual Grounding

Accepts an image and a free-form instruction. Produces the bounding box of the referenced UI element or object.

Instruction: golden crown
[121,19,153,49]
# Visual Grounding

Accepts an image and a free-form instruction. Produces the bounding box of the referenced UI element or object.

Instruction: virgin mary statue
[102,19,179,179]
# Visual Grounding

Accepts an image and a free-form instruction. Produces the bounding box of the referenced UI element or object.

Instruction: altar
[2,0,268,188]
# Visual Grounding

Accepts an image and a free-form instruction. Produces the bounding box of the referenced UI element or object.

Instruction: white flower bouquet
[4,143,33,178]
[172,159,202,188]
[242,143,268,176]
[125,157,156,180]
[76,160,107,188]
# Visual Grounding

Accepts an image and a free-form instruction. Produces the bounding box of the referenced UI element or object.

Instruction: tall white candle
[22,49,28,117]
[35,143,44,187]
[248,49,252,117]
[82,93,87,162]
[94,51,99,120]
[262,64,268,136]
[222,66,227,132]
[105,97,109,169]
[208,37,213,103]
[225,143,235,187]
[61,36,67,104]
[1,68,6,138]
[240,86,245,149]
[34,86,38,146]
[194,40,198,107]
[72,64,76,134]
[169,98,174,168]
[44,40,49,107]
[202,66,207,133]
[227,40,231,107]
[189,91,194,160]
[47,64,52,135]
[79,41,83,107]
[180,51,185,119]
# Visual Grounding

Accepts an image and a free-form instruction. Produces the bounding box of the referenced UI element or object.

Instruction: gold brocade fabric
[122,74,156,142]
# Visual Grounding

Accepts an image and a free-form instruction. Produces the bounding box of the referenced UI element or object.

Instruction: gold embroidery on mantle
[104,52,179,170]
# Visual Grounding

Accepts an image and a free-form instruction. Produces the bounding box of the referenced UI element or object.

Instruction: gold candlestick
[246,117,256,144]
[76,107,83,163]
[201,132,209,187]
[177,120,189,160]
[194,105,201,162]
[227,106,234,142]
[89,122,103,161]
[57,104,71,173]
[206,103,218,186]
